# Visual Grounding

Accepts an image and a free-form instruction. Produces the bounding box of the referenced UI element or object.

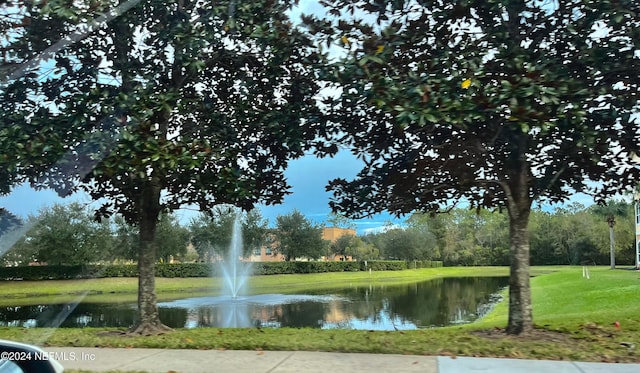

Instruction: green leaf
[367,55,384,64]
[423,113,438,123]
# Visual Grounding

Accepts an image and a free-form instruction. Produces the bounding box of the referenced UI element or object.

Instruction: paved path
[45,347,640,373]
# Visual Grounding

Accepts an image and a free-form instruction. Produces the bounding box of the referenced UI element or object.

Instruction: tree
[112,215,138,262]
[591,200,629,269]
[0,209,21,237]
[590,200,635,265]
[0,209,27,263]
[529,209,559,265]
[6,1,325,335]
[113,213,190,263]
[0,0,86,263]
[407,212,453,263]
[189,212,215,262]
[631,184,640,268]
[14,203,113,265]
[379,227,433,261]
[0,209,35,266]
[189,207,267,260]
[536,204,595,265]
[155,214,190,263]
[344,236,379,261]
[360,231,386,257]
[274,210,327,261]
[242,209,269,257]
[331,233,356,258]
[0,0,108,201]
[313,0,640,334]
[472,210,510,266]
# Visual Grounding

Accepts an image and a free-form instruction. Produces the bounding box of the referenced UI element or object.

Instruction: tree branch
[532,164,567,201]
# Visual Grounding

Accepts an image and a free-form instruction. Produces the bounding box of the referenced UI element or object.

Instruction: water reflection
[321,277,508,329]
[0,277,508,330]
[0,303,139,328]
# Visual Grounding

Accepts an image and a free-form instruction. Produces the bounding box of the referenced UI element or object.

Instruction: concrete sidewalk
[45,347,640,373]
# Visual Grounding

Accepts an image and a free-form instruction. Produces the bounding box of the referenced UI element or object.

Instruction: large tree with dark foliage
[12,203,114,265]
[112,212,191,263]
[2,0,324,335]
[274,210,327,261]
[309,0,640,334]
[0,208,26,261]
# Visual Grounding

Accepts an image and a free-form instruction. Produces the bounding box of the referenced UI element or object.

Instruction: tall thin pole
[607,215,616,270]
[635,199,639,269]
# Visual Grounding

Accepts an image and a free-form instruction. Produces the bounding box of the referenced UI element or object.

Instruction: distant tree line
[4,203,192,266]
[362,200,636,266]
[3,200,635,267]
[3,204,330,265]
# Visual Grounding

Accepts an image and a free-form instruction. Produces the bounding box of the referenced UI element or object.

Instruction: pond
[0,277,508,330]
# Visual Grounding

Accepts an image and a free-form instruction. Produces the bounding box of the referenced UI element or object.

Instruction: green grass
[1,266,639,365]
[477,266,640,328]
[532,267,639,324]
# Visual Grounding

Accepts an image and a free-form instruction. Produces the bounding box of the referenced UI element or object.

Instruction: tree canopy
[5,0,325,219]
[2,0,326,335]
[0,208,28,262]
[309,0,640,334]
[12,203,113,266]
[274,209,327,261]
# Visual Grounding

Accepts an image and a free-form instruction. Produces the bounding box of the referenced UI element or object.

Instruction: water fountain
[209,212,253,327]
[218,213,252,299]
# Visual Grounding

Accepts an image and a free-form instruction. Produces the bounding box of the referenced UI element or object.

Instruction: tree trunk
[504,161,534,335]
[128,179,172,336]
[506,209,533,335]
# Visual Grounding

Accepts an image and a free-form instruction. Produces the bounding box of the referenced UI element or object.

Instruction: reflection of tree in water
[391,277,509,326]
[0,305,44,326]
[324,277,508,328]
[194,302,322,328]
[307,285,380,322]
[196,307,218,327]
[194,303,253,328]
[276,301,327,328]
[157,308,188,328]
[251,305,283,326]
[0,303,140,328]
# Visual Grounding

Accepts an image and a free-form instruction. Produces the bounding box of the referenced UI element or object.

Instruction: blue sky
[254,150,401,233]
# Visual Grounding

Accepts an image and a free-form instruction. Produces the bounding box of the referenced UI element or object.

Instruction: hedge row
[0,260,443,280]
[406,260,445,269]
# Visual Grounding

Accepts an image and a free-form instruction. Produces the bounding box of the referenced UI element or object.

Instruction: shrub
[0,260,443,280]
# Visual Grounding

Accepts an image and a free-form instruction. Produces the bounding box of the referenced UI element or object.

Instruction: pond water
[0,276,508,330]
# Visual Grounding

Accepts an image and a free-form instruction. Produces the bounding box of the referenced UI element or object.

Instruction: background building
[247,227,357,262]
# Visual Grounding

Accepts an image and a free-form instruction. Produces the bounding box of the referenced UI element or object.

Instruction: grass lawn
[0,266,639,366]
